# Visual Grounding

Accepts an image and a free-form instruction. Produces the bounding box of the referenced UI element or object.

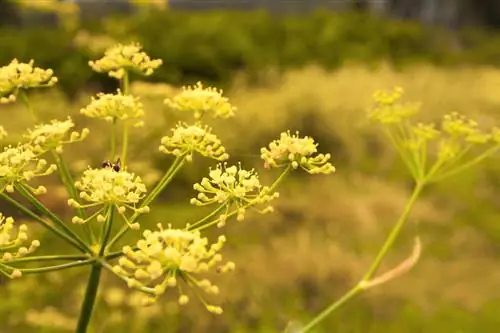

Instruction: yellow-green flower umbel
[0,59,57,104]
[261,131,335,174]
[367,87,500,183]
[80,90,144,126]
[112,223,234,314]
[0,213,40,278]
[70,168,149,229]
[24,117,89,154]
[88,43,162,79]
[159,122,229,162]
[0,145,56,194]
[164,81,236,120]
[190,163,278,225]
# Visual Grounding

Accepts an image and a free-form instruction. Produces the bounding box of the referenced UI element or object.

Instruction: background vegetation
[1,5,500,333]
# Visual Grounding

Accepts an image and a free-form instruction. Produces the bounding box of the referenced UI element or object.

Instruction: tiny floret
[159,122,229,162]
[0,213,40,278]
[0,145,56,193]
[191,163,278,223]
[112,224,231,313]
[164,82,236,119]
[0,59,57,104]
[80,90,144,124]
[73,168,148,227]
[261,131,335,174]
[368,87,420,124]
[89,43,162,79]
[24,117,89,154]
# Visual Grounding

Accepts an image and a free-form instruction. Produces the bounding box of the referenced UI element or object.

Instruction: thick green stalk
[75,263,102,333]
[300,181,425,333]
[75,206,115,333]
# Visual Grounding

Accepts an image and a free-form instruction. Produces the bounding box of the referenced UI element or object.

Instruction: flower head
[368,87,420,124]
[0,145,56,194]
[0,213,40,278]
[0,59,57,104]
[261,131,335,174]
[89,43,162,79]
[71,168,148,228]
[24,117,89,154]
[159,122,229,162]
[80,90,144,125]
[191,163,278,224]
[164,82,236,119]
[112,224,233,313]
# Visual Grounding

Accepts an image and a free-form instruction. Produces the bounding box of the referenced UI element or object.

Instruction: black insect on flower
[101,158,121,172]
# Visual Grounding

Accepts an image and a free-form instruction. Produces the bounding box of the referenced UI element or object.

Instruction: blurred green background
[1,0,500,332]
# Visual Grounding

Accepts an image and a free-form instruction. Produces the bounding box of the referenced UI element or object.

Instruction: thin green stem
[300,285,363,333]
[300,181,426,333]
[16,184,91,253]
[362,181,425,280]
[187,204,227,230]
[99,206,114,256]
[104,156,186,252]
[0,193,87,253]
[120,122,129,167]
[111,118,117,158]
[121,71,129,95]
[19,90,38,122]
[6,254,89,264]
[16,259,95,274]
[51,151,95,243]
[430,144,500,183]
[194,166,292,232]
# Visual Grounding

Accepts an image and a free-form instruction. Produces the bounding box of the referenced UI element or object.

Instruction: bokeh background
[1,0,500,332]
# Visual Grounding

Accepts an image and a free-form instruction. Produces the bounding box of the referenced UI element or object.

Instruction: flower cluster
[159,123,229,162]
[368,87,420,124]
[71,168,148,229]
[112,224,234,313]
[89,43,162,79]
[164,82,236,119]
[261,131,335,175]
[191,163,278,224]
[24,117,89,154]
[0,145,56,194]
[0,214,40,278]
[80,90,144,125]
[0,59,58,104]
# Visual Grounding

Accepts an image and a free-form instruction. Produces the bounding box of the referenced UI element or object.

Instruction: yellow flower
[71,168,148,228]
[24,117,89,154]
[261,131,335,174]
[164,82,236,119]
[80,90,144,125]
[112,224,233,313]
[159,122,229,162]
[0,59,57,104]
[191,163,278,223]
[89,43,162,79]
[0,213,40,278]
[368,87,420,124]
[0,145,56,194]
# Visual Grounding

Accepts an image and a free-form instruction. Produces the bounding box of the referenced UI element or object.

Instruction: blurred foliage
[1,65,500,332]
[3,10,500,99]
